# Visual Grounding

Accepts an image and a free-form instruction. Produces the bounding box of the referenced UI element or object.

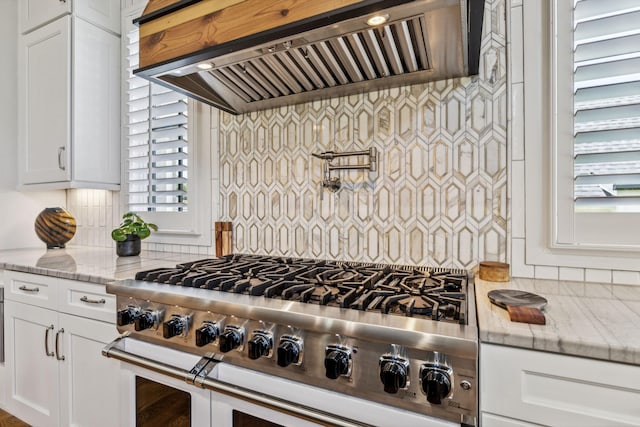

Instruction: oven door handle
[103,336,370,427]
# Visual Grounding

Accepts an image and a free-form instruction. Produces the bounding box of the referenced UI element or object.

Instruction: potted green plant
[111,212,158,257]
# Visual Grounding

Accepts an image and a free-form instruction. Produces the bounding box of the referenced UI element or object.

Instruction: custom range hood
[135,0,484,115]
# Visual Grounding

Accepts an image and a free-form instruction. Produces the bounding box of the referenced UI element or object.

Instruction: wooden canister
[478,261,510,282]
[215,222,233,256]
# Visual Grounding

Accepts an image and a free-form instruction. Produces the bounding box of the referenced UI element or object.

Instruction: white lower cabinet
[0,274,6,409]
[5,302,60,426]
[59,313,120,427]
[480,343,640,427]
[3,272,120,427]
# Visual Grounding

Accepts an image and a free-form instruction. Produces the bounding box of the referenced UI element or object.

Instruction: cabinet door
[4,301,60,427]
[75,0,120,35]
[58,313,120,427]
[72,17,120,186]
[19,0,72,34]
[19,16,71,185]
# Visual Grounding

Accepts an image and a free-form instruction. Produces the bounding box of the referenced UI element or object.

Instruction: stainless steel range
[103,254,477,427]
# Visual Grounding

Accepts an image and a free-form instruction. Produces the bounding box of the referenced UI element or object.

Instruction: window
[125,28,189,213]
[522,0,640,270]
[572,1,640,213]
[554,0,640,248]
[122,5,211,246]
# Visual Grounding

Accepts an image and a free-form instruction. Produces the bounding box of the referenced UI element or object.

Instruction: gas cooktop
[134,254,468,324]
[107,254,478,425]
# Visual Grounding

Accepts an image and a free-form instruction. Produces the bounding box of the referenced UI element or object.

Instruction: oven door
[116,339,211,427]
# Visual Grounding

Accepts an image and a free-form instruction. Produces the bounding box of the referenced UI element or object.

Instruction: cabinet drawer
[481,413,541,427]
[4,271,58,309]
[57,279,115,323]
[481,344,640,426]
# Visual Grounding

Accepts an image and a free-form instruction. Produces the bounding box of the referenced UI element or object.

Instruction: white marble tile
[534,265,559,280]
[612,270,640,286]
[585,269,613,284]
[509,5,524,84]
[511,83,525,161]
[511,237,534,278]
[511,160,525,238]
[559,267,585,282]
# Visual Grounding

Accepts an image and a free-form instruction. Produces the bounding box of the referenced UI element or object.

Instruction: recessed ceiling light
[367,14,389,26]
[197,63,213,70]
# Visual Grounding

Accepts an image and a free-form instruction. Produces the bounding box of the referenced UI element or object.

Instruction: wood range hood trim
[135,0,485,115]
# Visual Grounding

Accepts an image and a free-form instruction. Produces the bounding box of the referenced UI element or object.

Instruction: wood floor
[0,409,30,427]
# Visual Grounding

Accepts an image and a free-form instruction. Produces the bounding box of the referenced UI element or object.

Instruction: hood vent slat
[347,34,378,81]
[144,0,485,114]
[204,16,431,105]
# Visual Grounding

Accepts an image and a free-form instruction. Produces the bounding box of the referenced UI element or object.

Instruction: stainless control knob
[218,326,244,353]
[117,306,140,326]
[421,368,452,404]
[195,322,220,347]
[135,311,155,331]
[162,314,190,339]
[248,333,272,360]
[277,336,302,367]
[380,360,408,394]
[324,345,351,379]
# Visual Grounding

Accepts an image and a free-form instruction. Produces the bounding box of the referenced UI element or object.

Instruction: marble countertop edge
[475,275,640,366]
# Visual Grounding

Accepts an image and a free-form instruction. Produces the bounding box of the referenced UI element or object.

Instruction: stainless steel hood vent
[136,0,484,115]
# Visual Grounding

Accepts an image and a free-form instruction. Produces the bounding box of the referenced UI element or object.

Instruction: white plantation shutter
[573,0,640,211]
[125,28,189,213]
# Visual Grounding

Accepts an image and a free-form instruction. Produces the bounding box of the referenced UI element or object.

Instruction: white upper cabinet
[19,17,71,185]
[20,0,120,35]
[75,0,120,35]
[19,0,72,34]
[18,0,121,190]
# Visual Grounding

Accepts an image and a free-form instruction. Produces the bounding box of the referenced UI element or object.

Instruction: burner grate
[135,254,469,323]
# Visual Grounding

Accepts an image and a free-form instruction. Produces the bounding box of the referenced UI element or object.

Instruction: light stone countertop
[0,246,207,284]
[475,276,640,365]
[3,248,639,366]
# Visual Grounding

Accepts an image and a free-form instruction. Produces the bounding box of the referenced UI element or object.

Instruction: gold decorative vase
[34,207,77,249]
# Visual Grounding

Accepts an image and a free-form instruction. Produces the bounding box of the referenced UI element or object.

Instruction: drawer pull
[55,329,65,361]
[80,296,106,305]
[19,285,40,293]
[45,325,55,357]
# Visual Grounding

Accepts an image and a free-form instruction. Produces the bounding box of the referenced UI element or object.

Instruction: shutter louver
[126,28,189,213]
[573,0,640,211]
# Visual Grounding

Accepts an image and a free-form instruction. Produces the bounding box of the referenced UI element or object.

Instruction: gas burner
[133,255,468,323]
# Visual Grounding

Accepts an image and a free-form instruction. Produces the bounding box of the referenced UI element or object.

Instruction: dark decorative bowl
[34,207,77,249]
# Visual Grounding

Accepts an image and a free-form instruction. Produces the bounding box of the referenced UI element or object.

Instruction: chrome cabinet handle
[80,296,106,305]
[58,146,66,171]
[45,325,55,357]
[55,329,65,361]
[19,285,40,293]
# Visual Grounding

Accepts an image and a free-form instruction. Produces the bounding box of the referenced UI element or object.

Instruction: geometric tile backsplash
[70,0,507,269]
[220,0,507,269]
